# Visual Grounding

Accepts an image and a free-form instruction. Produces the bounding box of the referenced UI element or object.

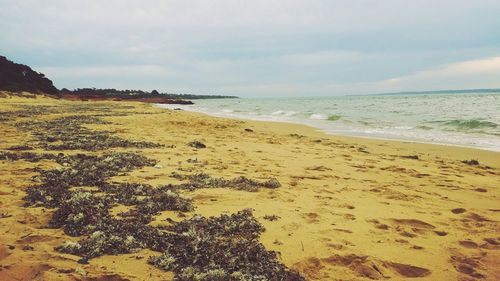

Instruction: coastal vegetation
[0,55,238,102]
[0,56,58,95]
[60,88,238,100]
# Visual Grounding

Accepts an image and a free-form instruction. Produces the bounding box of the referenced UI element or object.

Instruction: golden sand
[0,94,499,280]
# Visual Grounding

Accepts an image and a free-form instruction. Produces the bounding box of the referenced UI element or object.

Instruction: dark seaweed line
[2,104,304,281]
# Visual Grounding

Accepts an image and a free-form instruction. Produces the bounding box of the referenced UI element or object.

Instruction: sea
[157,91,500,152]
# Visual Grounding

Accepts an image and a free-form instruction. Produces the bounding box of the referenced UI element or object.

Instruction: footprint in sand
[367,219,390,231]
[450,253,485,279]
[389,218,449,238]
[296,254,432,279]
[466,213,491,222]
[303,212,320,223]
[391,219,435,229]
[459,240,478,249]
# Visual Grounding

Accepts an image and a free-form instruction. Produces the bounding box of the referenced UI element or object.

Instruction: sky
[1,0,499,97]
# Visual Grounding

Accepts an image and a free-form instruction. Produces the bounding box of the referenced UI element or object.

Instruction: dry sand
[0,93,499,280]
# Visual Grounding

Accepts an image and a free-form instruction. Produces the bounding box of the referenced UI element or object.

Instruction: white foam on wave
[310,113,328,120]
[271,110,297,117]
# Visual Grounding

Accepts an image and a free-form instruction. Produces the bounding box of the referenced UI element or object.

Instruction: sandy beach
[0,93,499,280]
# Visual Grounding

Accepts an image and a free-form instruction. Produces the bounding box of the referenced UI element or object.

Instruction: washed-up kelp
[149,209,304,281]
[2,104,135,123]
[24,152,157,207]
[50,191,113,236]
[0,105,62,122]
[56,216,170,262]
[169,172,281,192]
[120,190,194,223]
[6,145,33,151]
[8,102,304,280]
[0,150,59,162]
[16,115,162,150]
[187,141,207,149]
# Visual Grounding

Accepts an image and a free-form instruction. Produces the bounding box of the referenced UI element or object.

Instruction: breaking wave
[441,119,498,131]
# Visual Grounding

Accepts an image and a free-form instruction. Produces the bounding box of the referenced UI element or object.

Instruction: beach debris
[0,150,59,162]
[16,115,162,150]
[50,191,112,236]
[451,208,466,214]
[7,145,33,151]
[306,165,332,171]
[462,159,479,166]
[0,212,12,218]
[149,209,304,280]
[274,239,283,245]
[169,172,281,191]
[9,102,301,280]
[120,190,194,223]
[401,155,419,160]
[187,141,206,149]
[24,152,157,207]
[22,245,34,251]
[244,128,254,132]
[263,214,281,221]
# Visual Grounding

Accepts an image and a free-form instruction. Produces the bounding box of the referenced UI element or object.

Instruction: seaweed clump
[462,159,479,166]
[7,102,304,279]
[169,172,281,192]
[149,209,304,280]
[120,189,194,223]
[56,219,168,263]
[16,115,162,150]
[187,141,206,149]
[7,145,33,150]
[0,150,58,162]
[24,152,157,207]
[50,191,112,236]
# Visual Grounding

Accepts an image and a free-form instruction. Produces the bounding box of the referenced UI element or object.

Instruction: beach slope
[0,93,499,280]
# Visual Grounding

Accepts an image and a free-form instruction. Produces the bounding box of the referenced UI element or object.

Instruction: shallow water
[158,92,500,151]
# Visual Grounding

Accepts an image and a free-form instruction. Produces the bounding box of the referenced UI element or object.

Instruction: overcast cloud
[1,0,499,97]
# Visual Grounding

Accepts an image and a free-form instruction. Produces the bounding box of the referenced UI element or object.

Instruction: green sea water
[158,91,500,151]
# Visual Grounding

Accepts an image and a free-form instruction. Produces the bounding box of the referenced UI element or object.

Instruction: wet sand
[0,93,499,280]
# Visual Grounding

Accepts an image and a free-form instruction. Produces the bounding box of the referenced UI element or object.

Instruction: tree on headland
[63,88,238,100]
[0,56,59,95]
[0,55,238,99]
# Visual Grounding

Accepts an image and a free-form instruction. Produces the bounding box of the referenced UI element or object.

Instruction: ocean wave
[416,125,433,130]
[272,110,297,116]
[327,115,341,121]
[310,113,328,120]
[441,119,498,130]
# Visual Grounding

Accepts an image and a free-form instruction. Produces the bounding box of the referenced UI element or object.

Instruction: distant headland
[0,55,238,104]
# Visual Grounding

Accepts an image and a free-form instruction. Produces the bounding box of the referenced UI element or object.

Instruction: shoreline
[181,108,500,169]
[1,94,499,280]
[155,103,500,153]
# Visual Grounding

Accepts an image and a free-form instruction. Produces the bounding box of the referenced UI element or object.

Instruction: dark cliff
[0,56,59,95]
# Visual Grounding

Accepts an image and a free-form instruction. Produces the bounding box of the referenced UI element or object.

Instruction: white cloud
[376,56,500,91]
[37,65,173,78]
[1,0,499,96]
